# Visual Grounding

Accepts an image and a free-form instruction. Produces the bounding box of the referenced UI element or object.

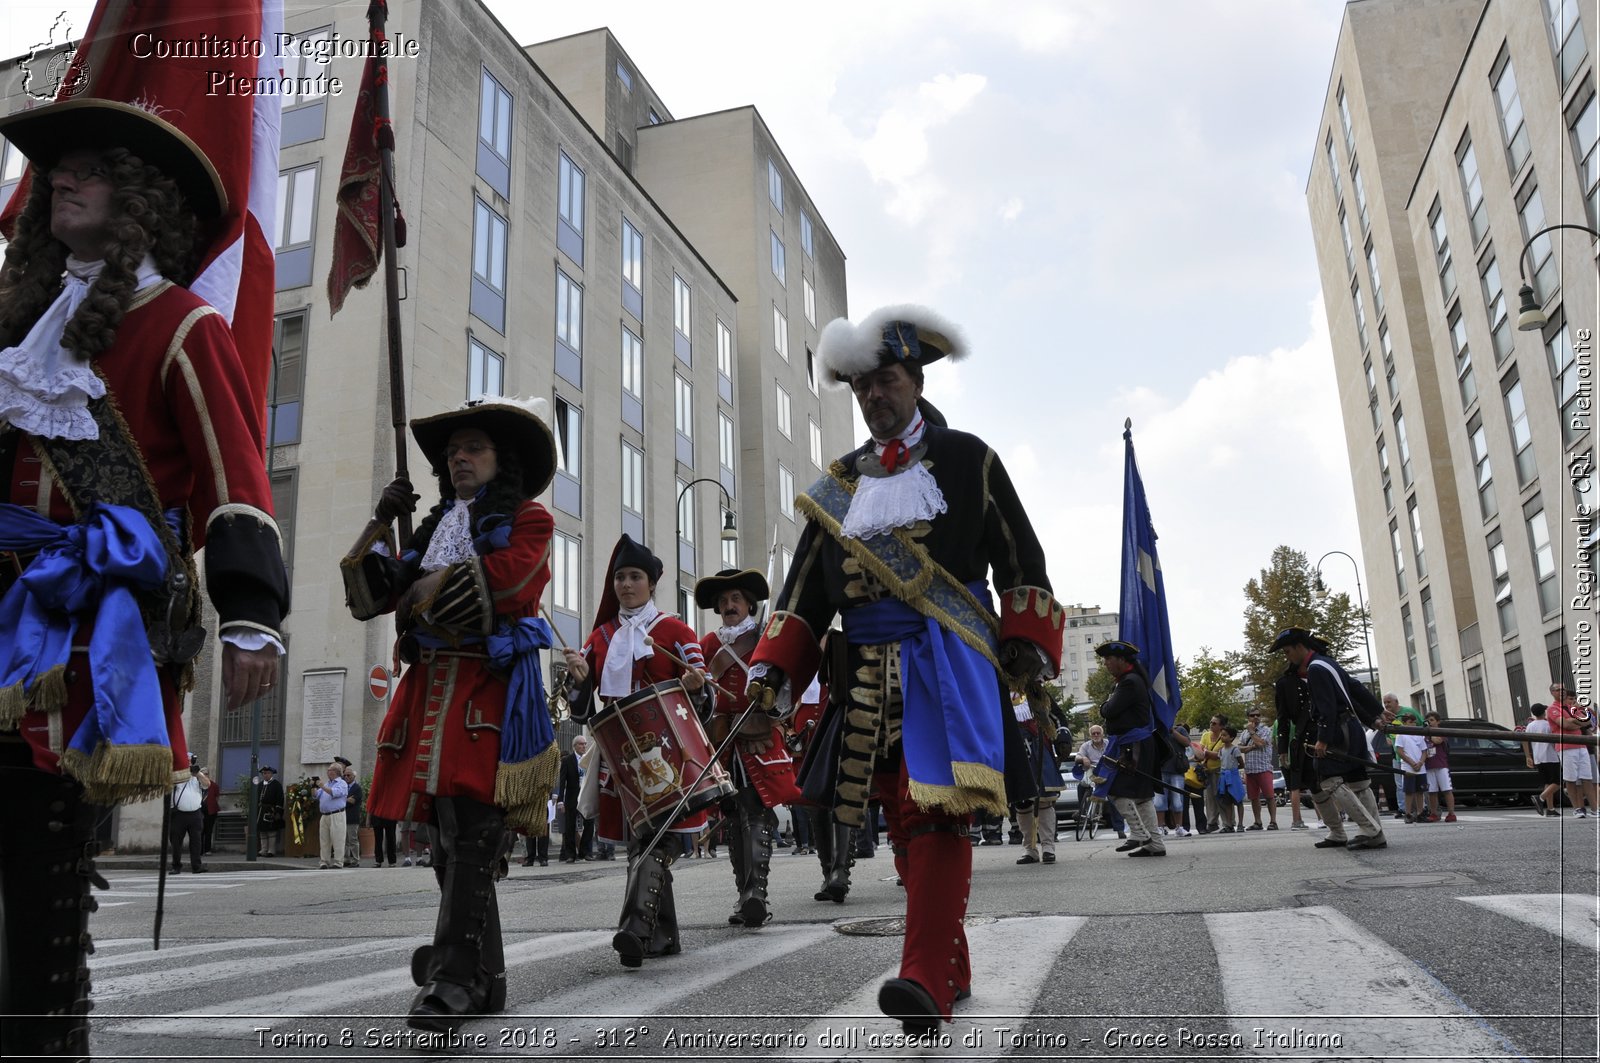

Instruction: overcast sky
[1,0,1365,666]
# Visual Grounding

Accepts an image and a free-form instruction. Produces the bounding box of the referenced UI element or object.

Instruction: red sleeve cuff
[1000,586,1064,677]
[749,610,821,691]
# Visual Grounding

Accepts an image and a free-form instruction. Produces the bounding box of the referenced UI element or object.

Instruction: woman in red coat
[562,535,711,968]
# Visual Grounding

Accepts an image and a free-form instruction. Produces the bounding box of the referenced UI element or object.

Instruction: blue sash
[1094,720,1156,798]
[485,616,556,764]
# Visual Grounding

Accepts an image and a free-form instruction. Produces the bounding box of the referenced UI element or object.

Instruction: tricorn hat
[0,99,227,219]
[333,756,351,768]
[411,397,557,498]
[591,535,665,631]
[1094,640,1141,660]
[1269,627,1331,654]
[817,304,968,385]
[693,568,769,610]
[259,766,276,775]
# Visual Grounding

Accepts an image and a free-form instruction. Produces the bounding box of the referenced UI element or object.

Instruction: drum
[590,680,735,837]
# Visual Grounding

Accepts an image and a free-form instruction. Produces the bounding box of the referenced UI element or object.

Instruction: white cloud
[999,196,1024,222]
[858,72,987,223]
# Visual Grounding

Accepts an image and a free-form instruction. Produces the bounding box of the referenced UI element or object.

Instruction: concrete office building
[1057,605,1122,705]
[0,1,851,844]
[1307,0,1597,725]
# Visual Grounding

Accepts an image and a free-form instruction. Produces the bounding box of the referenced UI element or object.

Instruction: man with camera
[170,756,211,874]
[313,759,350,869]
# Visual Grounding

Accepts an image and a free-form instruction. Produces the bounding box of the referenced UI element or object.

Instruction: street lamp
[675,477,738,613]
[1515,222,1600,331]
[1315,549,1374,686]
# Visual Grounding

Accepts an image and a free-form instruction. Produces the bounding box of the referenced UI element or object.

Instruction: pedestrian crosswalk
[81,888,1599,1061]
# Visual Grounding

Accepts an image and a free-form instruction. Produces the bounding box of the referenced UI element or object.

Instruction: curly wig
[0,147,199,360]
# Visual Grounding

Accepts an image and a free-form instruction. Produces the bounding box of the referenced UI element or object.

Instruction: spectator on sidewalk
[1422,713,1457,823]
[1394,710,1428,823]
[1214,726,1244,832]
[258,766,285,857]
[1240,709,1277,830]
[1198,716,1232,833]
[371,814,399,867]
[314,760,349,869]
[169,758,210,874]
[1075,726,1128,838]
[1547,684,1598,819]
[1154,723,1190,837]
[1524,704,1562,816]
[342,765,364,866]
[201,771,222,855]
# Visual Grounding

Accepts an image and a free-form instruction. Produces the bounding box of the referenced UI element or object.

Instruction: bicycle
[1075,777,1106,841]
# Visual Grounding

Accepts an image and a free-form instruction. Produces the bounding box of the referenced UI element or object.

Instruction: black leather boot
[407,798,508,1032]
[0,768,108,1061]
[613,836,676,967]
[818,821,855,903]
[723,799,747,925]
[734,792,775,928]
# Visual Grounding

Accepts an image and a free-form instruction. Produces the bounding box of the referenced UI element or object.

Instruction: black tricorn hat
[693,568,769,610]
[1094,640,1141,660]
[411,397,557,498]
[260,766,276,774]
[333,756,351,767]
[1269,627,1331,654]
[0,99,227,219]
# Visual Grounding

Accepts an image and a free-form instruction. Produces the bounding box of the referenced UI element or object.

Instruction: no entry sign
[368,665,390,701]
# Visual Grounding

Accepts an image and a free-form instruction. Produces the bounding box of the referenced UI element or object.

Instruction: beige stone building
[1307,0,1597,724]
[0,2,850,841]
[1056,605,1122,705]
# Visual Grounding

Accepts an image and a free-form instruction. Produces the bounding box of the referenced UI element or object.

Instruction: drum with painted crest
[590,679,735,837]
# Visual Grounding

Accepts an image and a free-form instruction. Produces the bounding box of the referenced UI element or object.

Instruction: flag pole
[368,0,412,543]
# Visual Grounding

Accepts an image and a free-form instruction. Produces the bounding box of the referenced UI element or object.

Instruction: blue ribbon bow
[0,503,171,758]
[485,616,556,764]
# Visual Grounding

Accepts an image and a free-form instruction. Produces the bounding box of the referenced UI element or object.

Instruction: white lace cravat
[419,500,475,573]
[840,415,947,540]
[716,614,759,645]
[599,601,660,699]
[0,255,163,440]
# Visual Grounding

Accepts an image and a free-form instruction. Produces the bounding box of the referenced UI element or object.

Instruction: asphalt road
[83,806,1598,1062]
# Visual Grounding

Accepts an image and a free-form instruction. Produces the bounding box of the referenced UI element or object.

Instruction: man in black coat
[258,767,285,856]
[557,736,589,863]
[1095,641,1165,857]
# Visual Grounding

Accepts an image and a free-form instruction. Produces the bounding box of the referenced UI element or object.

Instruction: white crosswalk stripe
[1461,893,1600,949]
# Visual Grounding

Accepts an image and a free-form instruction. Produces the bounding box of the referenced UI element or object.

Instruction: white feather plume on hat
[816,303,969,386]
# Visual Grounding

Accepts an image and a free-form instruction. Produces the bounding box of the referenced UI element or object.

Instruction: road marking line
[1461,894,1600,950]
[93,938,291,970]
[1208,906,1527,1059]
[97,939,405,1002]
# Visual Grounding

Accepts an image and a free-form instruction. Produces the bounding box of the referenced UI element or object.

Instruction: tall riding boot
[723,800,748,925]
[878,823,971,1034]
[408,797,508,1032]
[0,769,108,1062]
[613,837,675,968]
[735,791,776,928]
[818,822,855,903]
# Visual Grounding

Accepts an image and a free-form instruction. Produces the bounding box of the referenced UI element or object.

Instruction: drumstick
[642,636,744,704]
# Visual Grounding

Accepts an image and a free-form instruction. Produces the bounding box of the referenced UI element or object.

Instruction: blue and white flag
[1119,423,1181,734]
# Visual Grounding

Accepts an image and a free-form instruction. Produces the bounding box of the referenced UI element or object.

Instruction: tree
[1082,665,1115,710]
[1237,545,1367,711]
[1176,648,1245,729]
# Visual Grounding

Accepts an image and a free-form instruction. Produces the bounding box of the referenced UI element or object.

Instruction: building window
[677,478,696,547]
[1491,54,1530,176]
[479,68,512,161]
[1351,161,1370,232]
[776,383,792,439]
[1526,501,1559,615]
[0,136,24,208]
[1428,198,1456,302]
[1517,181,1557,303]
[471,197,508,331]
[1468,414,1497,520]
[1380,325,1396,402]
[806,347,818,395]
[281,27,332,112]
[270,466,298,595]
[554,398,581,480]
[773,306,789,362]
[1337,83,1355,156]
[1502,373,1536,486]
[778,464,795,520]
[1394,409,1412,488]
[675,375,693,441]
[557,151,585,265]
[767,158,783,212]
[1457,136,1488,245]
[1488,527,1516,637]
[1479,251,1512,364]
[1449,307,1476,410]
[1377,436,1393,513]
[269,311,307,446]
[808,417,823,469]
[1401,603,1419,685]
[274,164,319,290]
[1545,0,1589,85]
[615,61,632,92]
[716,319,733,380]
[551,532,581,614]
[1365,240,1385,318]
[770,230,787,286]
[555,270,583,355]
[801,211,814,258]
[1571,92,1598,227]
[1547,317,1581,448]
[803,276,816,326]
[468,337,504,399]
[1338,207,1355,275]
[674,274,691,337]
[1390,519,1407,597]
[1421,589,1442,675]
[621,218,643,295]
[1325,135,1342,201]
[718,412,736,475]
[621,442,644,516]
[621,327,643,400]
[1407,497,1427,581]
[1365,357,1381,431]
[1350,279,1369,350]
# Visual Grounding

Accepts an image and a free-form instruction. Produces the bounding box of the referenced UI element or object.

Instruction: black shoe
[1041,852,1056,864]
[1114,839,1142,852]
[612,932,645,969]
[1313,838,1347,849]
[1347,835,1388,850]
[1015,853,1039,865]
[728,911,745,926]
[1128,846,1166,857]
[1532,794,1548,816]
[878,977,941,1036]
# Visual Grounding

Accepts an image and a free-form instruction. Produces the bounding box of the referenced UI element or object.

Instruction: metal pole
[371,0,412,544]
[1317,549,1373,684]
[675,476,735,618]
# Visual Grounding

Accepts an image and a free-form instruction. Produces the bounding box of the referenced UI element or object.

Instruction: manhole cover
[1307,871,1475,891]
[834,915,998,937]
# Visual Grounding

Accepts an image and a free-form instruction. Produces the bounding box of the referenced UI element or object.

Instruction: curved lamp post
[1314,549,1374,684]
[675,477,739,614]
[1515,222,1600,331]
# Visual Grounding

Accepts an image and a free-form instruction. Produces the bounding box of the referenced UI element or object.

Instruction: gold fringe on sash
[60,743,177,806]
[0,663,71,729]
[494,742,561,835]
[907,761,1007,818]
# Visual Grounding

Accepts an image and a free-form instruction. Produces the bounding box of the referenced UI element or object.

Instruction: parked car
[1419,719,1541,805]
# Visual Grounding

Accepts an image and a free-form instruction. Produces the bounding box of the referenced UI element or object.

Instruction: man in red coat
[343,397,560,1031]
[695,568,801,928]
[0,101,289,1058]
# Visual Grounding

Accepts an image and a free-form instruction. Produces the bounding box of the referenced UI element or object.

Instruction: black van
[1430,719,1542,805]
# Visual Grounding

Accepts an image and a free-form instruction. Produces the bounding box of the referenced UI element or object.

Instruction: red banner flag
[0,0,283,432]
